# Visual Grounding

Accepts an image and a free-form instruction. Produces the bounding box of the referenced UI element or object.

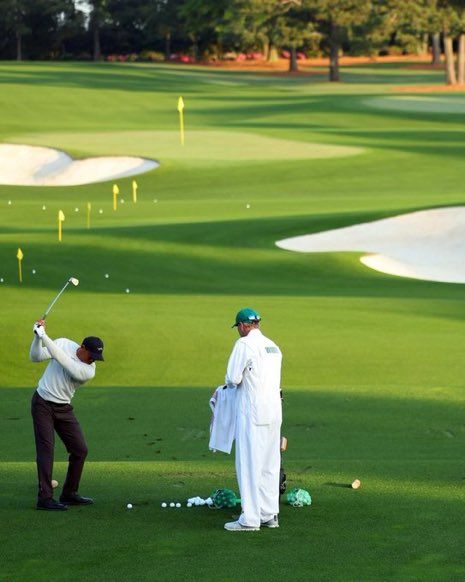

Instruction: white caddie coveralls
[225,328,282,528]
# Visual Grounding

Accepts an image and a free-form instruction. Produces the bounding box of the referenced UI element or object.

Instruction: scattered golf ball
[105,273,109,279]
[153,199,158,203]
[351,479,361,490]
[246,204,250,209]
[99,209,103,214]
[121,198,125,204]
[125,288,130,293]
[127,503,133,509]
[161,502,167,508]
[42,205,46,210]
[75,207,79,212]
[8,200,11,205]
[32,269,36,274]
[169,502,175,508]
[51,479,58,488]
[0,278,3,283]
[187,502,192,508]
[175,503,181,508]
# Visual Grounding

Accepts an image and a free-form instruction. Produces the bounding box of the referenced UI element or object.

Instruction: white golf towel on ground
[209,385,237,454]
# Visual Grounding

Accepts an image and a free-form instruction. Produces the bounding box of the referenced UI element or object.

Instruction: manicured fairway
[1,62,465,581]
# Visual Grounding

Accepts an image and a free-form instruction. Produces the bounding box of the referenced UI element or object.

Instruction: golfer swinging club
[30,320,104,511]
[224,308,282,531]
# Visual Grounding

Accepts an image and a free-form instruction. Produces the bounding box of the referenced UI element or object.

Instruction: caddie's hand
[33,321,45,338]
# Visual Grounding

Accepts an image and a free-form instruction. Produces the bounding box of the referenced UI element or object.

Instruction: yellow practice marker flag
[58,210,65,242]
[177,96,185,146]
[113,184,119,211]
[132,180,138,203]
[17,247,23,283]
[87,202,91,229]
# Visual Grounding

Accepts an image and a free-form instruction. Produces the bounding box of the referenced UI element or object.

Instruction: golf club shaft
[42,281,70,319]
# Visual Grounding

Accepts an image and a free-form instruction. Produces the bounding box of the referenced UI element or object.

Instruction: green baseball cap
[232,307,261,328]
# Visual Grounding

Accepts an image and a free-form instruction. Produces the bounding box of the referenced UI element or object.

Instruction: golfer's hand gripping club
[33,320,46,338]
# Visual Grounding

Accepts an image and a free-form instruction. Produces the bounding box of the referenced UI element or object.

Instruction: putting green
[9,130,363,165]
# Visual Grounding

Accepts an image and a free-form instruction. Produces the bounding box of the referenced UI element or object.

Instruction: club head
[68,277,79,286]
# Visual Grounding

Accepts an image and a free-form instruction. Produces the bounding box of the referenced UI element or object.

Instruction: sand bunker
[276,206,465,284]
[0,144,158,186]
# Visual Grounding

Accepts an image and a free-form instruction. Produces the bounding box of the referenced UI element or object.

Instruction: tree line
[1,0,465,84]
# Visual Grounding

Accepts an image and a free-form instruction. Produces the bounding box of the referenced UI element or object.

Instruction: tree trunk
[329,21,340,82]
[93,22,101,61]
[263,39,270,60]
[432,32,441,65]
[420,32,428,55]
[444,33,457,85]
[268,45,279,62]
[289,44,298,72]
[191,36,198,61]
[16,30,22,61]
[164,31,171,61]
[458,34,465,84]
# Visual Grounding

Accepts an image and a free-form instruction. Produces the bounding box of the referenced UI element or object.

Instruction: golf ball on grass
[8,200,11,205]
[246,204,250,209]
[32,269,36,274]
[75,207,79,212]
[169,502,175,508]
[127,503,133,509]
[99,209,103,214]
[121,199,125,204]
[175,503,181,508]
[161,502,167,508]
[351,479,361,490]
[104,274,109,279]
[125,288,130,293]
[187,503,192,508]
[42,205,46,210]
[0,278,3,283]
[51,479,58,488]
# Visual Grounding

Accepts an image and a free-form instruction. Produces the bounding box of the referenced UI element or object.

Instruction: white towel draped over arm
[209,385,237,454]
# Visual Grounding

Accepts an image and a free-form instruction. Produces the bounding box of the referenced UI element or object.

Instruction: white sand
[276,206,465,284]
[0,144,158,186]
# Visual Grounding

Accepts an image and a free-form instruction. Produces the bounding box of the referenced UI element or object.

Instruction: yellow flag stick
[87,202,91,229]
[177,96,185,146]
[17,247,23,283]
[132,180,138,203]
[58,210,65,242]
[113,184,119,211]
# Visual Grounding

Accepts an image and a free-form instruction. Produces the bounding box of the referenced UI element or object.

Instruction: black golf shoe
[36,498,68,511]
[59,493,94,505]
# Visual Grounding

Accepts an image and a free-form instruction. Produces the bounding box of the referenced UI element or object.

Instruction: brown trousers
[31,391,88,501]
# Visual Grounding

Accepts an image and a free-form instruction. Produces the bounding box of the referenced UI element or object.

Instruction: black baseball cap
[82,336,104,361]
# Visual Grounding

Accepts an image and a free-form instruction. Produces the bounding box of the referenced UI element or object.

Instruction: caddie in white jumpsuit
[224,307,282,532]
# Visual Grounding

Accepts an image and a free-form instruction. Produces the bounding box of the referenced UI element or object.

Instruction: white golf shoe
[261,515,279,528]
[224,520,259,532]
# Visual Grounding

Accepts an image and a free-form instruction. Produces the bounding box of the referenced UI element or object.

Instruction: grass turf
[1,61,465,581]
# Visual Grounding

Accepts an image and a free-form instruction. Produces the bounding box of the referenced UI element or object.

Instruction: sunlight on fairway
[9,130,364,164]
[366,95,465,114]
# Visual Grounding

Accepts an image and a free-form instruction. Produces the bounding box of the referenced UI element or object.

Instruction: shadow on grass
[1,385,464,464]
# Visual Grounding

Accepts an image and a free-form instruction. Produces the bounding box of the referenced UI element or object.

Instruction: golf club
[42,277,79,320]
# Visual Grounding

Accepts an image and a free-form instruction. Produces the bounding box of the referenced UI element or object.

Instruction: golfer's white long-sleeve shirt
[30,334,95,404]
[225,328,282,425]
